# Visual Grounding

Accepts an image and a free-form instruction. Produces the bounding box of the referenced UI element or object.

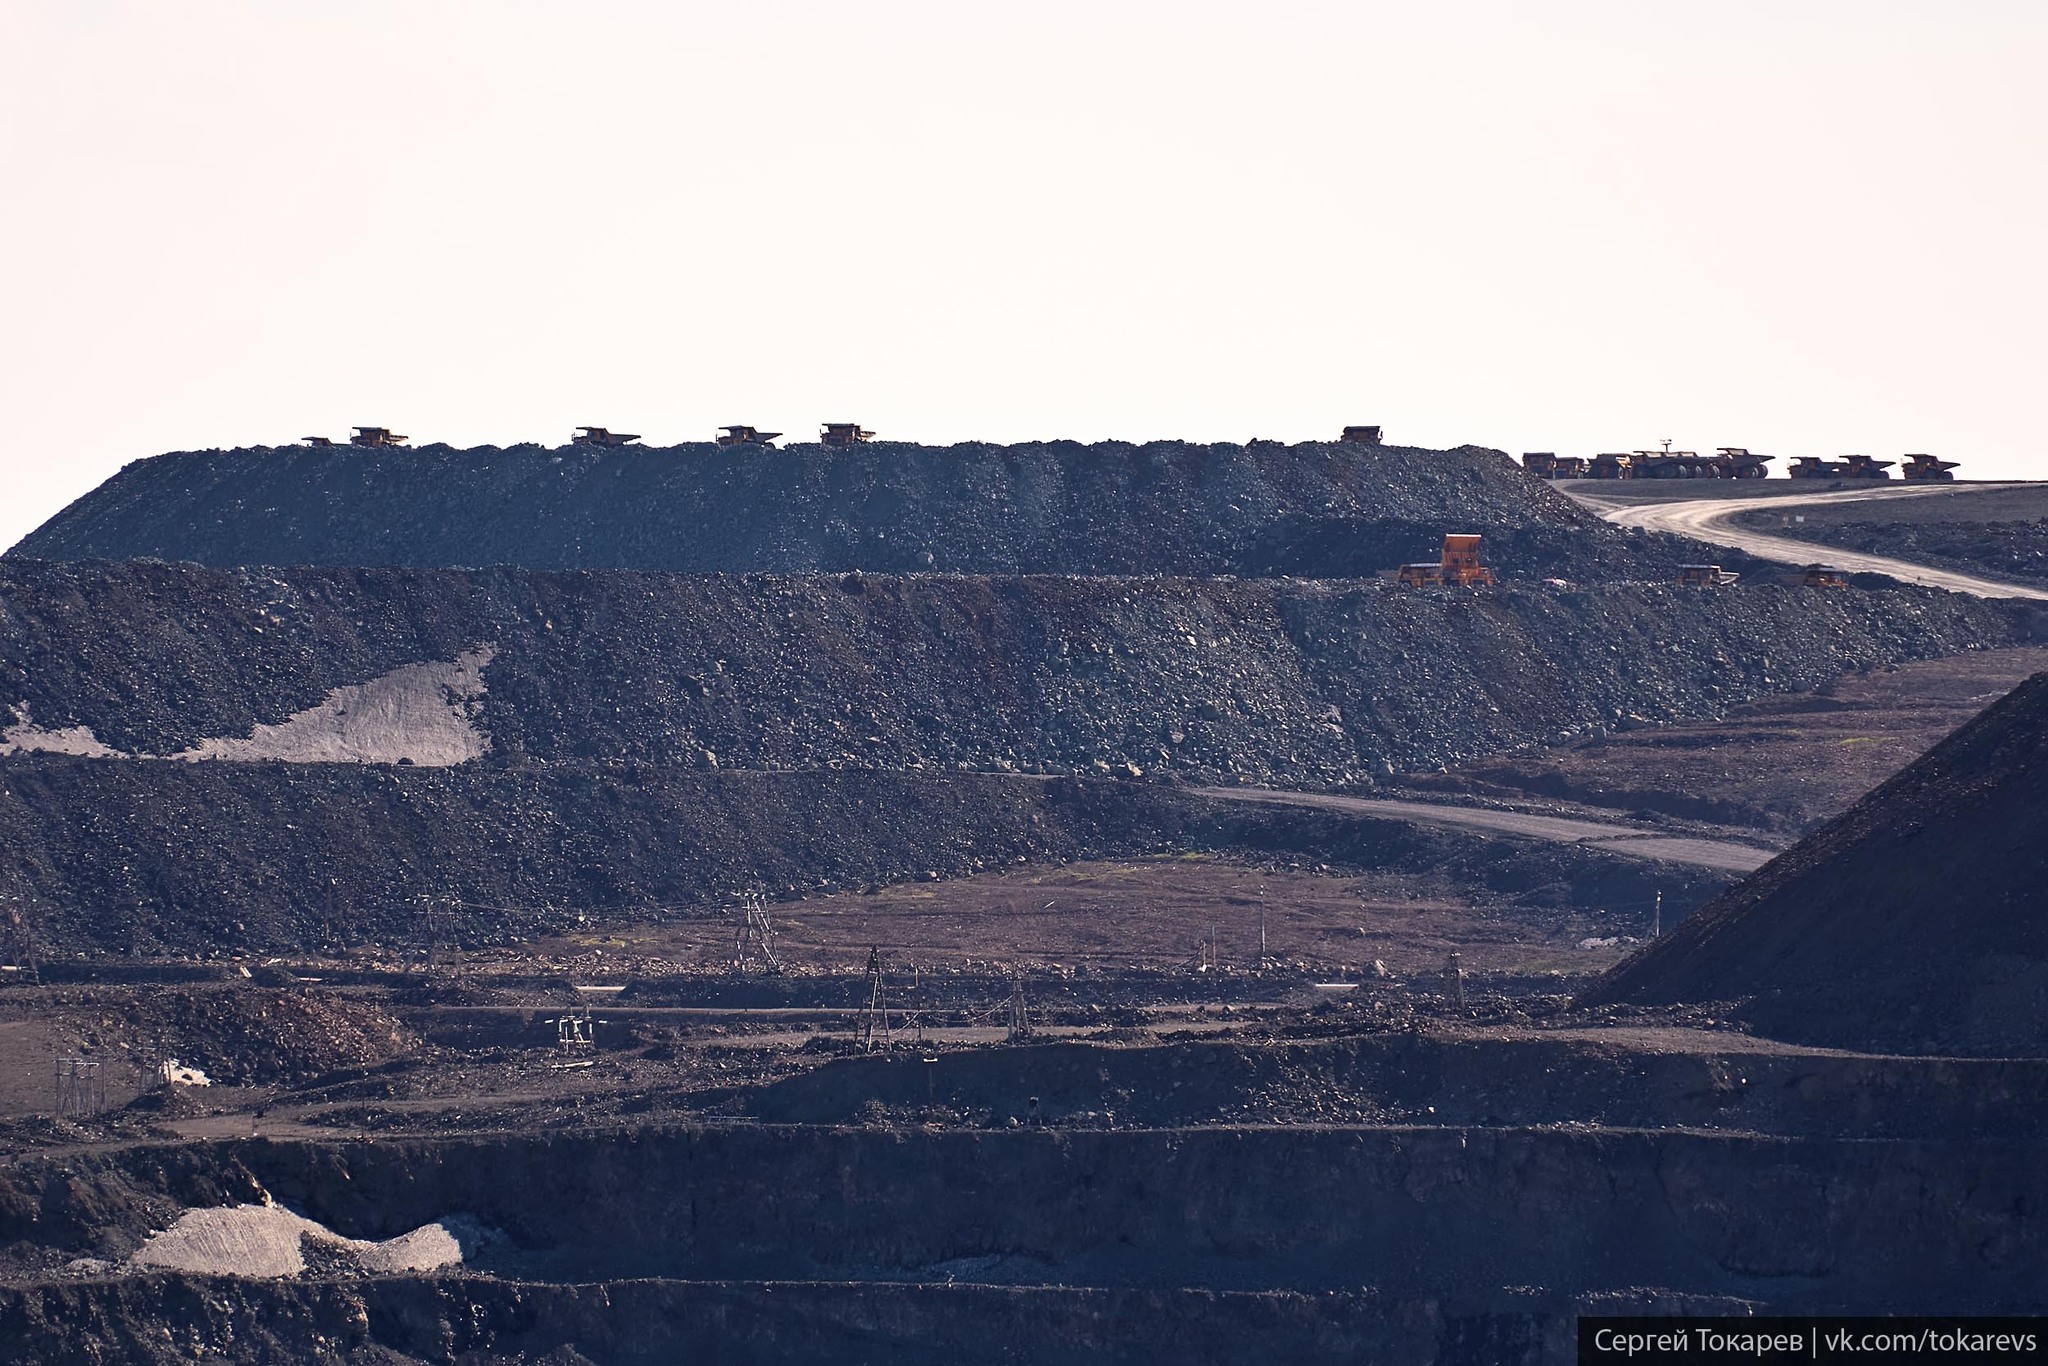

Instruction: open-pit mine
[2,436,2043,1363]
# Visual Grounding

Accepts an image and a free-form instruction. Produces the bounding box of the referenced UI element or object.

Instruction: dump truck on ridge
[820,424,875,448]
[1790,454,1893,480]
[1900,453,1959,482]
[574,426,640,447]
[716,425,781,448]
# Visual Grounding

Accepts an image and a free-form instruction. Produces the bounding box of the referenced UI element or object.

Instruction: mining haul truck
[1901,453,1960,482]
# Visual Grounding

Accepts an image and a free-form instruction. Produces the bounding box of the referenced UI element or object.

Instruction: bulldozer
[1397,534,1496,588]
[573,426,640,447]
[1677,564,1739,587]
[1900,453,1959,482]
[1799,564,1851,588]
[716,425,781,448]
[349,427,407,448]
[1340,425,1383,445]
[820,423,875,448]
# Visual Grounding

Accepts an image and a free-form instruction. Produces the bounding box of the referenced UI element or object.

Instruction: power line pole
[2,895,39,985]
[1652,889,1663,939]
[733,888,782,976]
[1006,968,1032,1043]
[857,947,891,1053]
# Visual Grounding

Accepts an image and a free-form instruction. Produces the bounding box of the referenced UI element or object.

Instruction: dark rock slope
[11,439,1717,581]
[1584,672,2048,1056]
[0,764,1721,954]
[0,560,2028,781]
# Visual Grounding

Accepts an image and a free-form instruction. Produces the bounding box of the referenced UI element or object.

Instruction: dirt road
[1566,484,2048,601]
[1189,787,1775,873]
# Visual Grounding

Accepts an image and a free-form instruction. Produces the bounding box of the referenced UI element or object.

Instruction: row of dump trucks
[306,425,1389,452]
[302,425,882,450]
[1523,449,1959,482]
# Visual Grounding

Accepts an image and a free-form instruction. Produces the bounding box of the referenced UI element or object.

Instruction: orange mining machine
[574,426,641,447]
[716,425,781,448]
[1900,453,1960,482]
[820,423,875,449]
[1799,564,1851,588]
[1677,564,1740,587]
[349,427,408,448]
[1340,425,1384,445]
[1397,534,1496,588]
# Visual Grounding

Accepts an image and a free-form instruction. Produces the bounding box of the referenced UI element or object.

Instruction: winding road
[1189,787,1777,874]
[1565,483,2048,602]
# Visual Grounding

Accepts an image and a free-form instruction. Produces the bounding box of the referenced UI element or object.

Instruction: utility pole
[1258,888,1268,971]
[857,947,891,1053]
[1006,968,1031,1043]
[54,1058,104,1118]
[1652,889,1663,939]
[2,895,39,985]
[733,888,782,976]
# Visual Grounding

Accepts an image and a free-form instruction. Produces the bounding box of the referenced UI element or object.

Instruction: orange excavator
[1397,534,1496,588]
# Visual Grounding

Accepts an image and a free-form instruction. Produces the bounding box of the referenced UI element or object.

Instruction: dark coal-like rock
[0,560,2024,777]
[10,439,1738,582]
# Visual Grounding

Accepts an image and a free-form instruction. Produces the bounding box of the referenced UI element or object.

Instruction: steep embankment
[1585,673,2048,1056]
[13,439,1720,581]
[5,1128,2042,1307]
[0,561,2026,781]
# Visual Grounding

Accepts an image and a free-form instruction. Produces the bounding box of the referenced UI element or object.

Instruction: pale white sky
[3,1,2044,551]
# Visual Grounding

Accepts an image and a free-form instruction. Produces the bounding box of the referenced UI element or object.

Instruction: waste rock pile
[0,560,2024,780]
[1585,672,2048,1055]
[10,439,1781,587]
